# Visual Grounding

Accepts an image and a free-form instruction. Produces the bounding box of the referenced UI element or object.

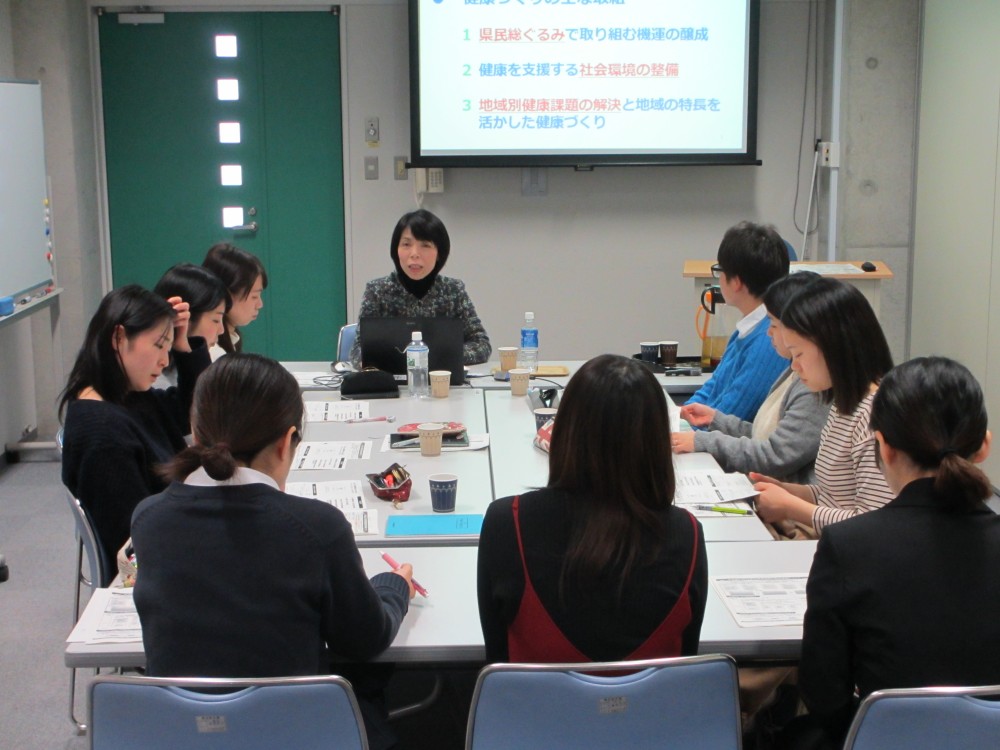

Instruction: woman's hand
[753,482,796,524]
[392,562,416,600]
[679,403,716,427]
[167,296,192,353]
[671,432,695,454]
[749,472,786,490]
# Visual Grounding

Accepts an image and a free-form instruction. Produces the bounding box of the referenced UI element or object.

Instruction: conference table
[284,359,709,396]
[66,541,815,668]
[66,359,815,672]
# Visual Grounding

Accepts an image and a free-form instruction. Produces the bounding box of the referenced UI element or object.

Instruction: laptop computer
[359,316,466,385]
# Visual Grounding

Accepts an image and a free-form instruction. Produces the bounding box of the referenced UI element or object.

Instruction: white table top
[483,391,774,543]
[297,389,493,547]
[284,360,709,395]
[65,541,817,668]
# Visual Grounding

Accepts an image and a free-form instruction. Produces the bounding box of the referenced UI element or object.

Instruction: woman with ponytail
[131,354,413,750]
[789,357,1000,749]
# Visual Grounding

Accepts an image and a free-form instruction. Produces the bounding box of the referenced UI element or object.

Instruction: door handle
[232,221,258,233]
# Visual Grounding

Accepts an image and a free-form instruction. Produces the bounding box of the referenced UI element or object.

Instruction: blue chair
[89,674,369,750]
[465,654,741,750]
[337,323,358,363]
[843,685,1000,750]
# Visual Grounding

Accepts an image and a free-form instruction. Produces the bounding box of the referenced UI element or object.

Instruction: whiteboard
[0,80,52,300]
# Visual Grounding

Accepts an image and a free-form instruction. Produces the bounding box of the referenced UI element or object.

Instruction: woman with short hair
[349,209,491,367]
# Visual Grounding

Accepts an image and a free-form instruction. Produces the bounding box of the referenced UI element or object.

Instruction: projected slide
[411,0,755,163]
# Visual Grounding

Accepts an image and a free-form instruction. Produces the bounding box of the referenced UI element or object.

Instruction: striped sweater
[808,392,896,532]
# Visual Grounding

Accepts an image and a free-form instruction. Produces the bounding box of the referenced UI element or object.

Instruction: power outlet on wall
[818,141,840,168]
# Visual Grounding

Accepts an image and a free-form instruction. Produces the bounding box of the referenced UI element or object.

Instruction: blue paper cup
[428,473,458,513]
[640,342,659,362]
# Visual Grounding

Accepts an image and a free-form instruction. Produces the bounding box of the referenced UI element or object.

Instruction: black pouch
[340,367,400,399]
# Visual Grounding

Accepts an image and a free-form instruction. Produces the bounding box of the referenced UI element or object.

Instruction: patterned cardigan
[349,273,492,366]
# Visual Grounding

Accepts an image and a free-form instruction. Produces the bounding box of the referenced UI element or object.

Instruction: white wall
[3,0,922,450]
[911,0,1000,480]
[343,1,827,359]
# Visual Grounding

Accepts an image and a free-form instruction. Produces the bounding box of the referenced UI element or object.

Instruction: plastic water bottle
[519,312,539,373]
[405,331,429,398]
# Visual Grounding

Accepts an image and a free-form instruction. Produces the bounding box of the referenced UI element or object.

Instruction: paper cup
[509,368,530,397]
[417,422,444,457]
[428,473,458,512]
[429,370,450,398]
[533,407,558,431]
[658,341,679,367]
[498,347,519,372]
[640,342,659,362]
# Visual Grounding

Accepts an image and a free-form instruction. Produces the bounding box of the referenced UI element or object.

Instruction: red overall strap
[507,496,589,663]
[621,510,700,660]
[506,500,700,663]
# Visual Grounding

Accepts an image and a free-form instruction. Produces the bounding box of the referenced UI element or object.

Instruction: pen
[696,504,753,515]
[380,551,429,597]
[345,416,396,424]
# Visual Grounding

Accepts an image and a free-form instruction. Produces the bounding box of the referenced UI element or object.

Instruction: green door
[99,10,345,360]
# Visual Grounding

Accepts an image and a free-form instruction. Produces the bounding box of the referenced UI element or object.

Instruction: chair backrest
[465,654,741,750]
[843,685,1000,750]
[65,488,109,590]
[337,323,358,363]
[89,674,369,750]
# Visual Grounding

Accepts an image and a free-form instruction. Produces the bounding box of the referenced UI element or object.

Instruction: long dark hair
[154,263,230,331]
[161,354,303,482]
[548,354,675,596]
[202,242,267,354]
[781,277,893,414]
[59,285,174,418]
[872,357,992,510]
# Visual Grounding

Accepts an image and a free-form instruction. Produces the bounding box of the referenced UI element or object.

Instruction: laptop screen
[359,316,465,385]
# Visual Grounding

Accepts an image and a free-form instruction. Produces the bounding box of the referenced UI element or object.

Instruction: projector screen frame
[407,0,761,169]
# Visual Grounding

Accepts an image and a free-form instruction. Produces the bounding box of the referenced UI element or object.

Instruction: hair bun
[201,441,238,480]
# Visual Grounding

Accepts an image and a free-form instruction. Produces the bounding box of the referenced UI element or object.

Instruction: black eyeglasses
[711,263,724,279]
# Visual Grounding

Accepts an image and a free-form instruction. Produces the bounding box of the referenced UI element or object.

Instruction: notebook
[359,316,465,385]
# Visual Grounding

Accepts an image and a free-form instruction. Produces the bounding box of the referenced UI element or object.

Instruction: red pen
[380,551,429,598]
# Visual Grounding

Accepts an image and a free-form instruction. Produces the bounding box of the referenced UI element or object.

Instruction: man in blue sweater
[683,222,790,422]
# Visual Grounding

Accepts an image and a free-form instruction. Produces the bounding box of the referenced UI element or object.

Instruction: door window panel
[215,35,237,57]
[220,165,243,186]
[218,122,241,143]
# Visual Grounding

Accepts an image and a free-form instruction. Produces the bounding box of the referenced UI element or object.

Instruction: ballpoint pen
[696,504,753,515]
[380,551,429,597]
[345,415,396,424]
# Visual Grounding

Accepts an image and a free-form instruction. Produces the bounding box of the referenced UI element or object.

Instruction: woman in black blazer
[789,356,998,749]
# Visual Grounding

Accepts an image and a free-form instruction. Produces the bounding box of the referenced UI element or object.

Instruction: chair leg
[68,666,87,735]
[388,673,444,721]
[69,537,87,734]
